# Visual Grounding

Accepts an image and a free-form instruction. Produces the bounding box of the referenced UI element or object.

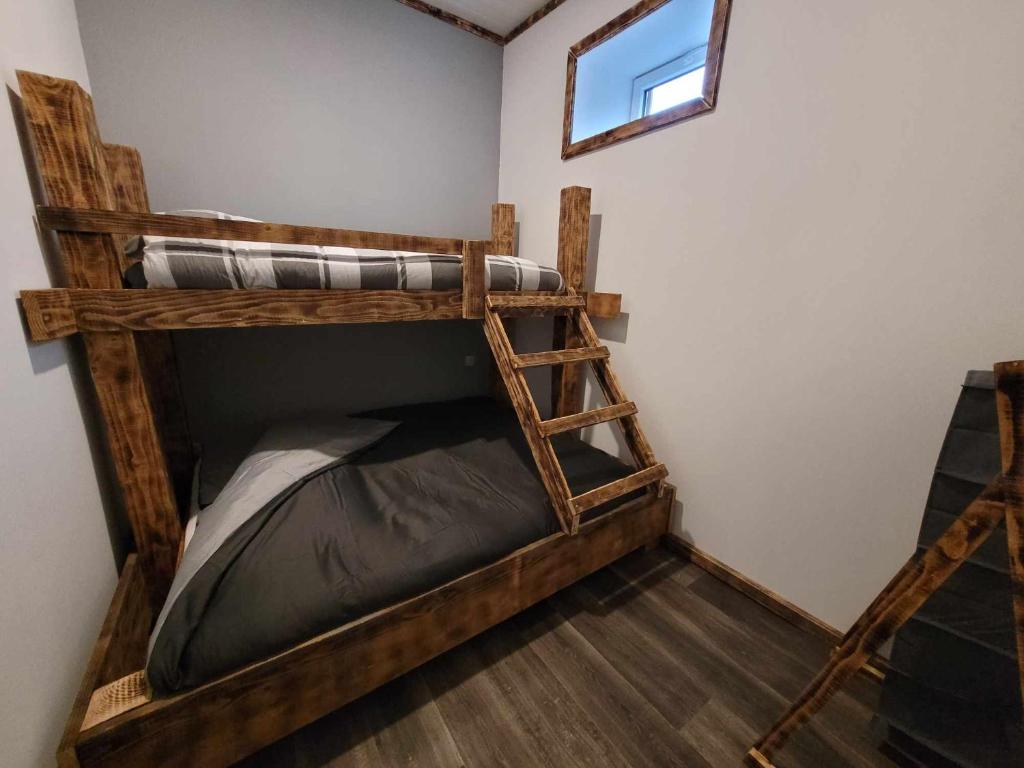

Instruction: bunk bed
[14,71,672,767]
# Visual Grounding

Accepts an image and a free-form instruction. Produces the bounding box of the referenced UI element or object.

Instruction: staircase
[483,290,668,534]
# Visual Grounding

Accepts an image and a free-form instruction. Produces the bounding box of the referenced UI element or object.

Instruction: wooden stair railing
[483,290,667,535]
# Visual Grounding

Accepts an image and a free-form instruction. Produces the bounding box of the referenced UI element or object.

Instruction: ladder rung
[538,401,637,437]
[570,463,667,514]
[513,346,609,369]
[487,294,586,313]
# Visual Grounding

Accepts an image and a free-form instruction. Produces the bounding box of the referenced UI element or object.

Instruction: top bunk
[15,70,622,341]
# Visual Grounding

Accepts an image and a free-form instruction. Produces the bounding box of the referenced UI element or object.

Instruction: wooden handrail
[36,206,466,255]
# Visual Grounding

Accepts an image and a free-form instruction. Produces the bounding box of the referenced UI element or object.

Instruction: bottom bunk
[61,398,672,768]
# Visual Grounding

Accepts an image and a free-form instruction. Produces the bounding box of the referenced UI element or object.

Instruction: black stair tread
[877,672,1022,768]
[889,617,1021,704]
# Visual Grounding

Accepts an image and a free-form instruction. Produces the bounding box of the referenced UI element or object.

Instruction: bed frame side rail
[70,490,672,768]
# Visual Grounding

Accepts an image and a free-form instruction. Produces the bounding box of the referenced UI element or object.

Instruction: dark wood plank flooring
[240,547,896,767]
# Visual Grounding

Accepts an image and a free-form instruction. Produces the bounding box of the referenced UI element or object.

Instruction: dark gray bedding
[147,398,636,694]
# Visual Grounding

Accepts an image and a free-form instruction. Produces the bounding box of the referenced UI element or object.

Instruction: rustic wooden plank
[84,331,181,606]
[750,479,1006,761]
[57,555,149,768]
[513,345,609,369]
[504,0,572,43]
[487,203,517,404]
[538,401,637,437]
[17,72,123,289]
[571,463,667,514]
[993,360,1024,709]
[17,70,182,602]
[37,206,466,255]
[74,494,669,767]
[393,0,504,44]
[19,288,466,336]
[461,240,486,319]
[483,307,577,533]
[487,293,583,310]
[102,142,195,515]
[586,291,622,318]
[560,0,732,160]
[553,187,590,418]
[490,203,515,256]
[20,288,76,339]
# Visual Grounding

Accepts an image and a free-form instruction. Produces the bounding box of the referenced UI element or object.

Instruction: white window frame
[630,45,709,120]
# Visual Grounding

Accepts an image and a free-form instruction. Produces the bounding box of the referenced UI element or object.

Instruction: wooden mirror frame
[561,0,732,160]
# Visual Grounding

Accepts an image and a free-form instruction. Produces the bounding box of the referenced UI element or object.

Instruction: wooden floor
[241,547,897,767]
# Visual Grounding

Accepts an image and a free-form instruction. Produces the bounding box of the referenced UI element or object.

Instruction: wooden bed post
[490,203,515,256]
[461,240,486,319]
[18,71,183,607]
[489,204,516,405]
[552,186,590,418]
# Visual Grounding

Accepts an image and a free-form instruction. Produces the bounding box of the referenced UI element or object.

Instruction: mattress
[123,212,564,291]
[148,398,637,694]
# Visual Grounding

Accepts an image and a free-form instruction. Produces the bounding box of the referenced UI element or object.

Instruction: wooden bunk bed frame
[14,71,672,767]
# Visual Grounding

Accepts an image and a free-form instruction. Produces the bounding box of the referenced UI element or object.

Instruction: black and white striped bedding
[124,211,564,292]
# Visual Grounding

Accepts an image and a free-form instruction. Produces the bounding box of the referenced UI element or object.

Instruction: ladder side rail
[483,308,578,534]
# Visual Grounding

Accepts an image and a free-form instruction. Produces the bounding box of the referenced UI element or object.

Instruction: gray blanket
[147,399,636,694]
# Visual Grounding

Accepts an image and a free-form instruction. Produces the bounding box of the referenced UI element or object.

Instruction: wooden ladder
[483,290,668,534]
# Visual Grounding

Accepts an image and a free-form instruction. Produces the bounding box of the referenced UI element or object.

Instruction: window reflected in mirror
[563,0,731,160]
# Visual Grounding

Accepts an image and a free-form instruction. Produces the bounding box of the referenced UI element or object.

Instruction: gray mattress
[147,398,637,694]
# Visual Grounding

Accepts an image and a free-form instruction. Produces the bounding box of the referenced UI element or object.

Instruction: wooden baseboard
[661,533,889,682]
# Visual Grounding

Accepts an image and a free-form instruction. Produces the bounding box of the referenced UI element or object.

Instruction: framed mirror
[562,0,731,160]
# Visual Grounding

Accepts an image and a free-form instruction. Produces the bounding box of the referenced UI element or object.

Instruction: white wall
[75,0,504,444]
[500,0,1024,629]
[0,2,122,766]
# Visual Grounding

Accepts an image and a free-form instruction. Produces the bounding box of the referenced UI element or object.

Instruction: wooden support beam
[102,140,195,514]
[20,288,466,338]
[37,206,466,255]
[553,186,591,418]
[538,401,638,437]
[490,203,515,256]
[20,290,621,339]
[585,291,621,318]
[488,294,584,311]
[512,346,609,369]
[994,360,1024,707]
[461,240,486,319]
[749,479,1007,761]
[571,463,667,514]
[18,71,181,604]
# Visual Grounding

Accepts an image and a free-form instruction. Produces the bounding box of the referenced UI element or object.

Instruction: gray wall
[75,0,503,443]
